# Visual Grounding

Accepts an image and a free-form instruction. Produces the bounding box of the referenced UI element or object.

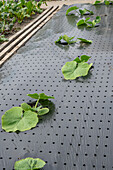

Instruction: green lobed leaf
[27,93,40,99]
[73,57,81,63]
[74,55,91,63]
[2,107,38,132]
[38,108,49,116]
[27,93,54,100]
[14,157,46,170]
[62,61,93,80]
[79,9,93,15]
[85,9,94,15]
[80,55,91,62]
[62,35,76,44]
[66,6,79,15]
[76,19,86,26]
[21,103,31,111]
[55,36,62,43]
[79,9,87,15]
[85,17,90,22]
[77,38,92,44]
[95,16,101,23]
[87,16,101,28]
[39,93,54,100]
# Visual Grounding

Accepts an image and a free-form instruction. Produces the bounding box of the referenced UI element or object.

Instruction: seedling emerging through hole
[62,55,93,80]
[55,35,76,45]
[77,16,101,27]
[55,35,92,45]
[66,6,94,16]
[1,93,54,132]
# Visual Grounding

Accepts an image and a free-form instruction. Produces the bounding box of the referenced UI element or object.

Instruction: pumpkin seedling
[1,93,54,132]
[55,35,76,45]
[62,55,93,80]
[76,17,90,26]
[55,35,92,45]
[66,6,94,16]
[77,16,101,28]
[87,16,101,28]
[14,157,46,170]
[79,9,94,15]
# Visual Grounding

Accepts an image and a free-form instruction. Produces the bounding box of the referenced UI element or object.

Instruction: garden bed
[0,2,113,170]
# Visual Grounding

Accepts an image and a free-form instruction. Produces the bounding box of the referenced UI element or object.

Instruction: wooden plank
[0,6,60,66]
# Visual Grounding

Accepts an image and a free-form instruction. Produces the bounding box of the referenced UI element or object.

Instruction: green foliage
[38,108,49,116]
[0,34,8,43]
[74,55,91,63]
[62,55,93,80]
[0,0,46,40]
[66,6,93,16]
[2,107,38,132]
[76,17,90,26]
[27,93,54,100]
[55,35,76,44]
[55,36,92,45]
[94,0,102,4]
[94,0,113,5]
[77,16,101,28]
[87,16,101,27]
[2,93,54,132]
[104,0,110,5]
[37,0,47,9]
[66,6,79,15]
[14,157,46,170]
[77,38,92,44]
[79,9,94,15]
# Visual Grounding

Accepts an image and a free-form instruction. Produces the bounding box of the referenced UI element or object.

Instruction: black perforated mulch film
[0,3,113,170]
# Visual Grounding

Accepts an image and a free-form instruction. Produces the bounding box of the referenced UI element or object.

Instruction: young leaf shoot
[79,9,94,15]
[76,17,90,26]
[87,16,101,27]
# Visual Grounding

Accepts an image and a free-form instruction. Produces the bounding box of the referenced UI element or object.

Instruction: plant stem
[35,99,39,108]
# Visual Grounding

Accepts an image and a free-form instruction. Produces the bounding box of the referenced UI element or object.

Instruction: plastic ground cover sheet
[0,3,113,170]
